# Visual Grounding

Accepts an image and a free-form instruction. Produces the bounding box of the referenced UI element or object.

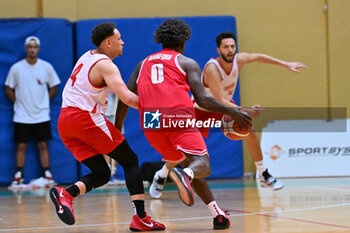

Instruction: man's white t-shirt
[5,59,61,123]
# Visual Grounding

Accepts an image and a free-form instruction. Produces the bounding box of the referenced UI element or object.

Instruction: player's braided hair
[154,18,191,48]
[91,22,116,47]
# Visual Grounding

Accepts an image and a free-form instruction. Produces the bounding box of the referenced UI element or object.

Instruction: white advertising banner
[260,119,350,177]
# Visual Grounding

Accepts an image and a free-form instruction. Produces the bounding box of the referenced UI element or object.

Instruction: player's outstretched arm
[178,55,252,128]
[237,52,308,73]
[115,61,142,131]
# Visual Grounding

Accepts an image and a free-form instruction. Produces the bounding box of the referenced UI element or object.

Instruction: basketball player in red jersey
[194,32,308,190]
[116,18,253,230]
[49,22,165,232]
[151,32,307,197]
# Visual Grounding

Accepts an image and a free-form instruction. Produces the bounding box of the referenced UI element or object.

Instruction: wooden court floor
[1,177,350,233]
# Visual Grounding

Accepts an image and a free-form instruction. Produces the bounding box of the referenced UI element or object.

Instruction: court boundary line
[224,202,350,229]
[307,186,350,192]
[1,202,350,232]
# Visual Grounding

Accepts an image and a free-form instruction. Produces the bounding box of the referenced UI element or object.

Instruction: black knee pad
[107,140,144,195]
[108,140,139,168]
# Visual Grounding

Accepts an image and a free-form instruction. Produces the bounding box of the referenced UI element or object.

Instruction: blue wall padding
[0,16,243,185]
[0,18,78,185]
[75,16,243,179]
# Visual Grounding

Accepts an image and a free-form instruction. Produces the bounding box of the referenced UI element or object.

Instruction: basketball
[221,114,251,140]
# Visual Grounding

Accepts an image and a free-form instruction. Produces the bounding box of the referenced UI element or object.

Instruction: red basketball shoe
[213,212,231,229]
[50,187,75,225]
[129,213,166,231]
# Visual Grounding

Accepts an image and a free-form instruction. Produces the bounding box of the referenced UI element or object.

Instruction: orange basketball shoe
[129,213,166,231]
[50,187,75,225]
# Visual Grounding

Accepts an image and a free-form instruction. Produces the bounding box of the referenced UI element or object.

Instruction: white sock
[183,168,194,181]
[207,201,226,217]
[44,170,53,178]
[255,160,265,177]
[157,164,169,178]
[14,171,22,178]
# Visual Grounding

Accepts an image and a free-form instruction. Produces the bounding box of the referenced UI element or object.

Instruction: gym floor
[1,177,350,232]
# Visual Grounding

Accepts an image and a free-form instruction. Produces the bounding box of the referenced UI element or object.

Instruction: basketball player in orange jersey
[116,18,254,230]
[49,22,165,232]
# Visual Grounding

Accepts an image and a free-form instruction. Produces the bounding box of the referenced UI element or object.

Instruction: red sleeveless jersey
[137,49,193,110]
[136,49,208,161]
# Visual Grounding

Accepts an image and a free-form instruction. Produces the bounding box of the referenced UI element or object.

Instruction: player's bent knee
[201,155,211,176]
[108,140,140,168]
[97,171,111,186]
[118,153,139,168]
[101,174,111,185]
[207,167,212,176]
[96,167,111,186]
[204,164,211,177]
[196,160,211,178]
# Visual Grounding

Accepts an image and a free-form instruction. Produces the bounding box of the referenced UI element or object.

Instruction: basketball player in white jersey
[49,22,165,232]
[150,32,307,196]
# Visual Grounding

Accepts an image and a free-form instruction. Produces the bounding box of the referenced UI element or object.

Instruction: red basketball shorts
[195,108,223,138]
[58,107,124,162]
[144,129,208,163]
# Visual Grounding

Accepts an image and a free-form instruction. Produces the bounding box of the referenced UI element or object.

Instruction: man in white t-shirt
[5,36,61,186]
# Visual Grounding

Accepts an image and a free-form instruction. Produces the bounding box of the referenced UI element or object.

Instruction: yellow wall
[1,0,349,174]
[328,0,350,114]
[42,0,77,20]
[0,0,39,18]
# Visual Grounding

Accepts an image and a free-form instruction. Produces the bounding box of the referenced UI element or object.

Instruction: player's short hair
[91,22,116,47]
[155,18,191,48]
[216,32,237,47]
